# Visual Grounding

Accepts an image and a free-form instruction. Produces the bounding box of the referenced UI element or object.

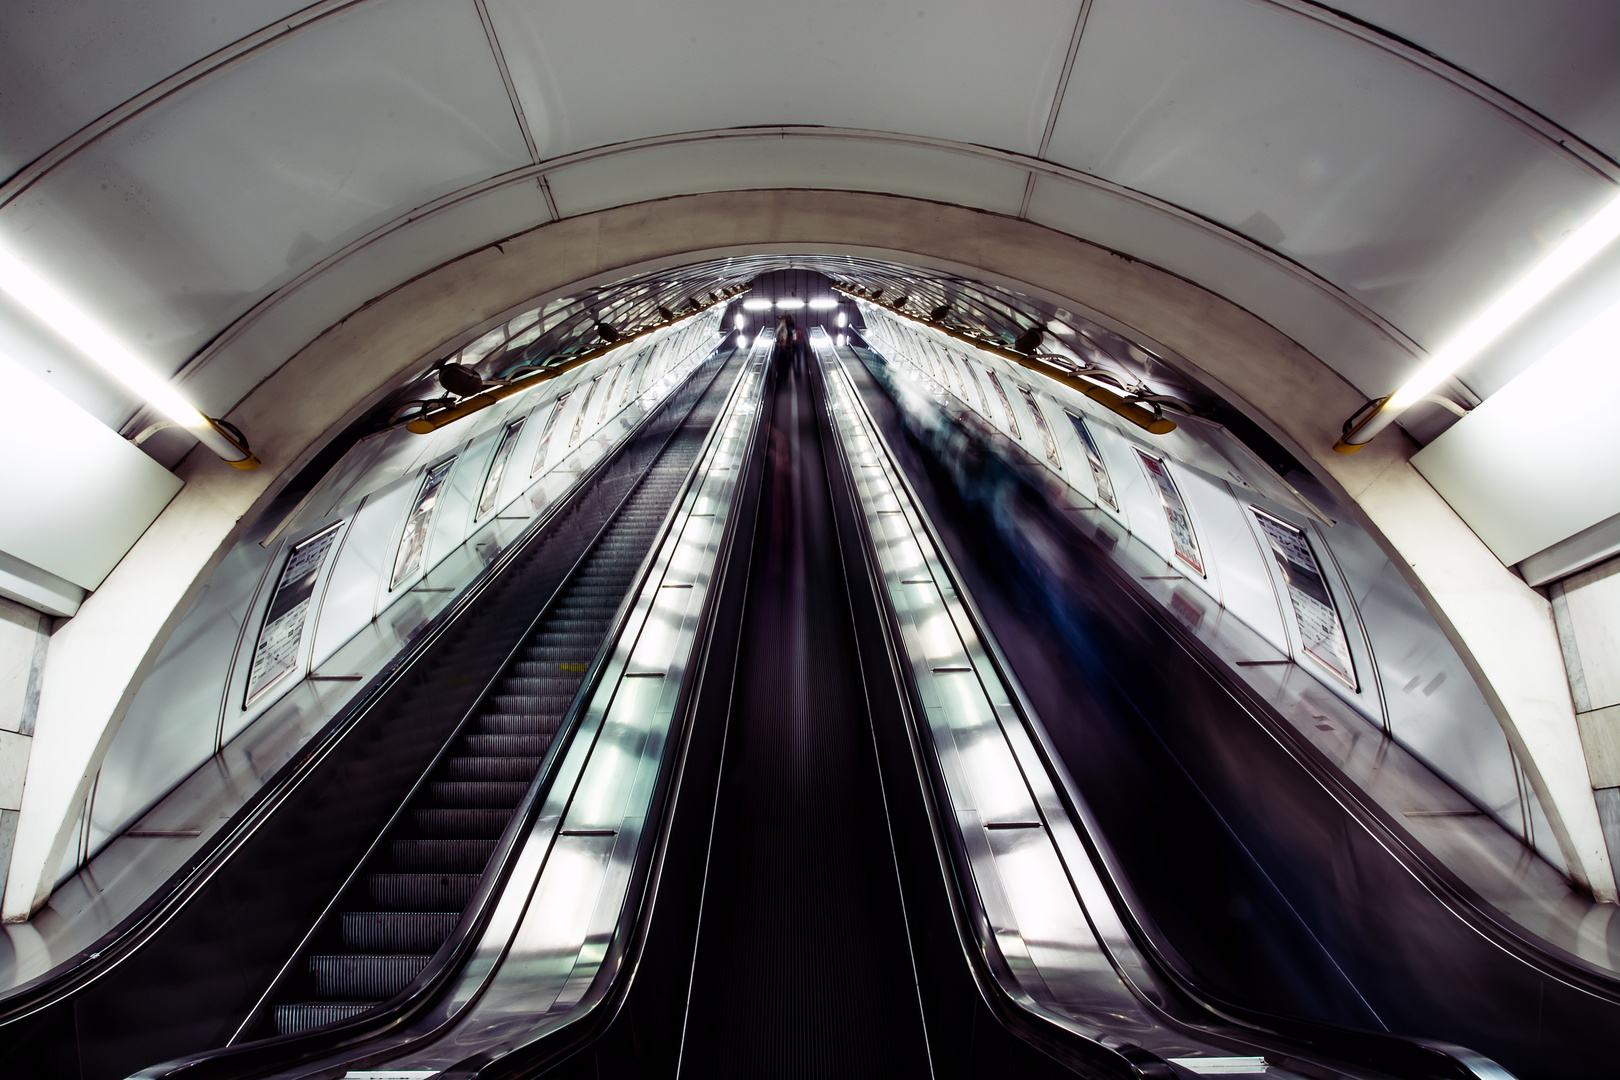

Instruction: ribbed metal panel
[274,1002,376,1035]
[341,911,459,952]
[309,954,431,999]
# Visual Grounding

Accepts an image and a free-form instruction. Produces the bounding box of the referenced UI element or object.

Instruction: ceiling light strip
[1336,190,1620,451]
[0,246,257,467]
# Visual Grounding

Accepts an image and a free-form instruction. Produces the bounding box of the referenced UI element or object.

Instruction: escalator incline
[272,427,718,1034]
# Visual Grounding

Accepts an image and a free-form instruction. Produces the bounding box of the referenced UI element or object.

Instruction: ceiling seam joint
[1023,0,1094,220]
[473,0,541,166]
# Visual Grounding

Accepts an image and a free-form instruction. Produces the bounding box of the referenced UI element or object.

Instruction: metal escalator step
[540,618,612,634]
[389,838,500,871]
[441,756,542,781]
[475,716,562,737]
[526,633,601,650]
[501,675,581,693]
[520,649,594,665]
[341,911,460,952]
[426,781,527,807]
[309,953,430,999]
[276,1002,376,1036]
[410,808,511,837]
[510,661,589,678]
[367,873,480,910]
[463,732,553,755]
[486,693,575,714]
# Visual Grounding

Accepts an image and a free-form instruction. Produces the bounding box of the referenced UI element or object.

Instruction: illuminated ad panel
[1017,385,1062,468]
[245,523,341,705]
[1251,508,1357,687]
[1137,451,1203,575]
[531,392,571,476]
[478,418,525,519]
[1065,411,1116,512]
[391,458,455,590]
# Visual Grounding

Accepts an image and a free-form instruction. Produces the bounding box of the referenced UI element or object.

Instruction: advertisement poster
[984,369,1021,438]
[959,354,991,412]
[1018,386,1062,468]
[246,523,341,705]
[477,417,525,519]
[1066,411,1117,511]
[391,458,455,590]
[1137,452,1204,575]
[530,392,570,476]
[571,373,604,445]
[1251,508,1357,687]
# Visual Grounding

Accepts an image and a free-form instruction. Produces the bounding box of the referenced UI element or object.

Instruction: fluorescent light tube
[1389,192,1620,411]
[0,244,253,464]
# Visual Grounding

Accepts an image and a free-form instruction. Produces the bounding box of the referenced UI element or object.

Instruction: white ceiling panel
[0,0,528,381]
[1046,0,1616,355]
[0,0,308,181]
[1024,173,1408,398]
[183,179,553,421]
[484,0,1079,160]
[1330,0,1620,161]
[545,137,1028,220]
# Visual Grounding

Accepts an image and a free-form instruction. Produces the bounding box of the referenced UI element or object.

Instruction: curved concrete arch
[8,188,1608,920]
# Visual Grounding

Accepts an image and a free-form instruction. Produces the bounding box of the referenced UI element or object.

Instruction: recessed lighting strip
[1336,190,1620,452]
[0,244,257,467]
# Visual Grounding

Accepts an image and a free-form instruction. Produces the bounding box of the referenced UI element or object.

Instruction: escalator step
[276,1002,376,1036]
[475,716,563,737]
[342,911,460,952]
[500,676,580,694]
[526,634,601,650]
[463,732,553,755]
[389,838,500,871]
[427,781,527,807]
[410,808,510,837]
[367,873,480,910]
[510,661,589,678]
[441,756,542,780]
[309,953,430,999]
[487,693,575,714]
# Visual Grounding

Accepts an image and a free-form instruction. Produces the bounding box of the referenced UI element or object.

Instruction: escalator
[264,437,704,1036]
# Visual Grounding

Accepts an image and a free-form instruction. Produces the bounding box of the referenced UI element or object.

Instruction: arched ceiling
[1,0,1616,462]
